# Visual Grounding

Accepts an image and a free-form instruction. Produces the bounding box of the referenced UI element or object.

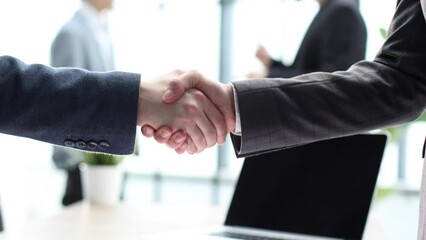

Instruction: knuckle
[187,144,197,154]
[183,103,201,116]
[206,130,217,145]
[153,135,166,144]
[206,141,215,148]
[187,69,197,75]
[174,114,190,125]
[192,135,206,149]
[187,69,201,79]
[172,69,184,75]
[191,90,205,102]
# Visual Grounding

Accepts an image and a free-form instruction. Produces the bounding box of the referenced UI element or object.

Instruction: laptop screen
[225,134,387,240]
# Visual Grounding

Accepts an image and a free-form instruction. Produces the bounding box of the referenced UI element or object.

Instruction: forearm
[0,55,141,155]
[232,60,426,157]
[230,0,426,157]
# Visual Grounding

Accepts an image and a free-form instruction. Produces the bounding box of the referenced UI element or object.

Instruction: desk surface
[0,202,387,240]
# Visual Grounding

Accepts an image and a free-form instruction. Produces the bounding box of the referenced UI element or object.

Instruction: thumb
[162,79,186,104]
[162,70,201,104]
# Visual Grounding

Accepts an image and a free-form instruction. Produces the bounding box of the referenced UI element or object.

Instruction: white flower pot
[80,163,123,205]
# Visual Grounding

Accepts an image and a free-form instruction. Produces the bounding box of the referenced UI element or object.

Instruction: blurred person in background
[50,0,116,206]
[249,0,366,78]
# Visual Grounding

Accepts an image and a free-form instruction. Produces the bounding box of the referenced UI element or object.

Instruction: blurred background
[0,0,424,239]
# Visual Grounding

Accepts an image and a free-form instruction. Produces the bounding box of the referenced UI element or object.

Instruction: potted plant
[80,152,124,205]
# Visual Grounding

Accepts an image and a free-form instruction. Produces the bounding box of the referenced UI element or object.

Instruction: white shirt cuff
[231,83,242,136]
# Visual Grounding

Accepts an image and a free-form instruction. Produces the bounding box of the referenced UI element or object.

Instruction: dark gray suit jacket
[0,56,140,155]
[231,0,426,157]
[268,0,367,78]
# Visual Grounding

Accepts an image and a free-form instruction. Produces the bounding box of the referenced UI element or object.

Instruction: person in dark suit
[251,0,366,78]
[50,0,116,206]
[147,0,424,161]
[141,0,426,237]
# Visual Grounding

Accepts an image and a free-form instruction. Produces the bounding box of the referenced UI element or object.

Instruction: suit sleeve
[0,56,141,155]
[230,0,426,157]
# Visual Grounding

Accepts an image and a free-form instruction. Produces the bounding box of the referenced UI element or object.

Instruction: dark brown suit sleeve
[231,0,426,157]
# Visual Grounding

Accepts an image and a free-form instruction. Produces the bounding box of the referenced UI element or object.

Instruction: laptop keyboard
[211,231,299,240]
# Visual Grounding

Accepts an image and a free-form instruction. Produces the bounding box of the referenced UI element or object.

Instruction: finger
[165,130,187,149]
[141,125,156,138]
[184,123,206,153]
[162,79,187,103]
[162,81,183,103]
[162,70,201,104]
[175,139,189,154]
[201,93,228,145]
[185,137,199,155]
[152,126,173,144]
[191,91,226,146]
[163,71,235,134]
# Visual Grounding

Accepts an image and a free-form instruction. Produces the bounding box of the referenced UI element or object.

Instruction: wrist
[137,81,146,126]
[137,80,155,127]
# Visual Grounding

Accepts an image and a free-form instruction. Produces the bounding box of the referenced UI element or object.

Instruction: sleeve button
[64,140,75,148]
[98,141,110,150]
[76,141,87,149]
[87,141,98,150]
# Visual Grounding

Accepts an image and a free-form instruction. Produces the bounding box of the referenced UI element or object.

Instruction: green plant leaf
[383,111,426,142]
[83,152,123,165]
[379,28,388,39]
[375,187,396,201]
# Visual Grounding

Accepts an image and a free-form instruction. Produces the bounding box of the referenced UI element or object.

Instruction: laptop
[142,134,387,240]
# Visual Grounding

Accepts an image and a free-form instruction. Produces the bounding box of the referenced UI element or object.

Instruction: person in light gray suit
[51,0,115,71]
[50,0,116,206]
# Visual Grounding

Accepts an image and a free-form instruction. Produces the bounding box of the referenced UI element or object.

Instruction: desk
[0,202,387,240]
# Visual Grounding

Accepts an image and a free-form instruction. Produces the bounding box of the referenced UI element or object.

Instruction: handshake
[137,70,236,154]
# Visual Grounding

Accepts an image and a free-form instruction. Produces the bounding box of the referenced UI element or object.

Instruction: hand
[141,70,236,153]
[137,70,227,154]
[142,125,189,154]
[255,45,272,68]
